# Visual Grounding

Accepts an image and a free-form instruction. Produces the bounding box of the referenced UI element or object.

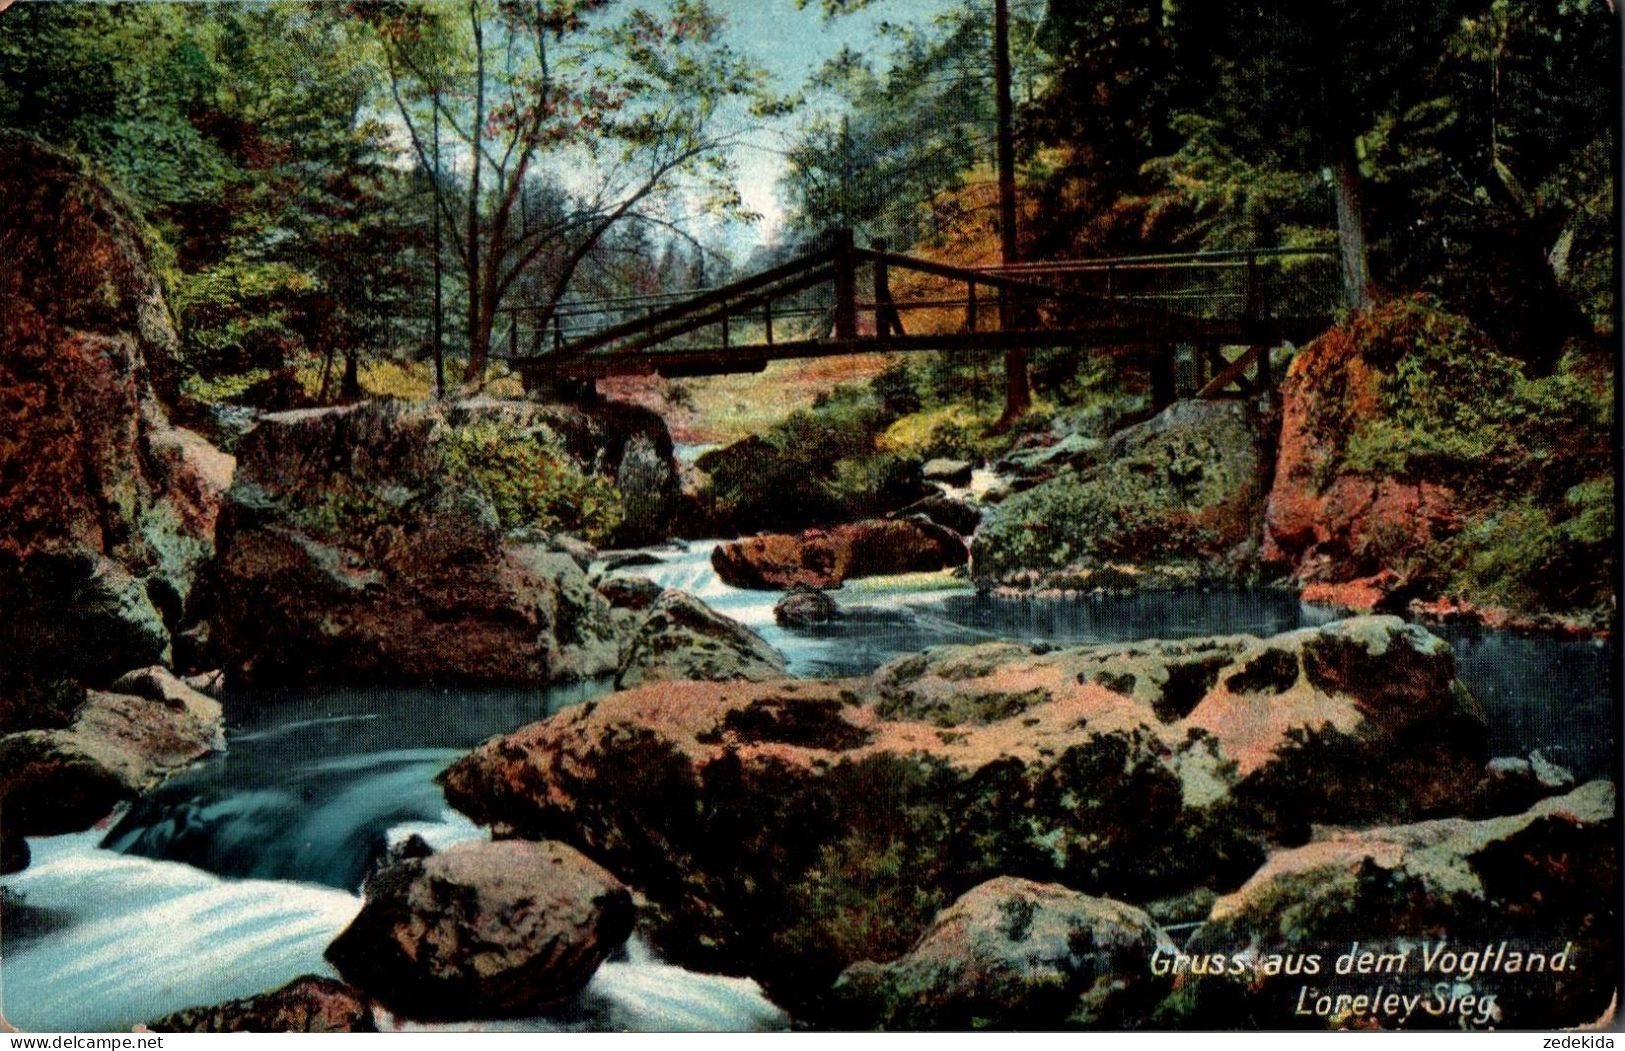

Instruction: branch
[381,47,472,269]
[495,140,715,305]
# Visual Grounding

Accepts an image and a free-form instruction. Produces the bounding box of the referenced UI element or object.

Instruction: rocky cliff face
[0,135,233,684]
[1261,299,1613,624]
[1261,308,1471,611]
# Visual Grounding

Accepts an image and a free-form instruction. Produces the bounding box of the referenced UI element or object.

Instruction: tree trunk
[341,350,362,402]
[464,259,488,384]
[432,93,445,399]
[1331,137,1372,311]
[993,0,1030,426]
[462,1,486,386]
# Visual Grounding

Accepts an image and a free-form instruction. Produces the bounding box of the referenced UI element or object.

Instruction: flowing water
[2,541,1613,1031]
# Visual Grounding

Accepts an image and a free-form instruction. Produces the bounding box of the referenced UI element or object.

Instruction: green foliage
[174,261,316,378]
[972,402,1265,583]
[1450,479,1615,615]
[694,347,1142,535]
[1338,300,1523,479]
[1,2,430,402]
[779,7,1042,246]
[288,476,413,546]
[0,4,239,207]
[438,420,623,544]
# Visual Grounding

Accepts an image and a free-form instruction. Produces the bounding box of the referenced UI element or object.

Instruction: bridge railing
[491,233,1344,374]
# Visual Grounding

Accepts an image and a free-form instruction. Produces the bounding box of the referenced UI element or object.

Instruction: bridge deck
[494,230,1345,394]
[529,318,1333,380]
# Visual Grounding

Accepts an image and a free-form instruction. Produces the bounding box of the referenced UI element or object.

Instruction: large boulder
[1262,308,1471,612]
[971,399,1271,590]
[440,617,1485,1011]
[210,401,621,686]
[1260,299,1614,622]
[774,588,842,628]
[0,667,222,837]
[325,839,635,1021]
[148,976,377,1033]
[615,589,788,689]
[681,419,928,539]
[0,135,233,685]
[832,877,1174,1030]
[1166,782,1617,1029]
[712,519,968,591]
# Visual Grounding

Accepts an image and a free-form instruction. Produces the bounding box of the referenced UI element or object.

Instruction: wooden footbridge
[498,229,1344,406]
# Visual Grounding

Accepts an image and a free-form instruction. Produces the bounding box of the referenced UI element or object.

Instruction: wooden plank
[511,315,1330,377]
[1197,344,1264,398]
[543,319,1299,380]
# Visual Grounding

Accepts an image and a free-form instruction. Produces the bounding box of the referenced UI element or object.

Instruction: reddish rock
[0,135,233,682]
[712,518,968,590]
[1263,309,1468,608]
[325,839,634,1020]
[149,976,376,1033]
[0,669,223,837]
[440,616,1484,1011]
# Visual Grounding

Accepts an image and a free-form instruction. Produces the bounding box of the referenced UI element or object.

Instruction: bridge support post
[1152,344,1177,410]
[833,227,858,342]
[872,238,904,338]
[1203,343,1223,388]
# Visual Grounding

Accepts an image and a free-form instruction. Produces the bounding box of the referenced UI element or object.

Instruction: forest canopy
[0,0,1614,398]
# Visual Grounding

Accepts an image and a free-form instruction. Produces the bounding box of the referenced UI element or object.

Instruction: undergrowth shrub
[438,419,623,544]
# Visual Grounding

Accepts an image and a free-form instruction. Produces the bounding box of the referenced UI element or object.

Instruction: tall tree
[367,0,770,385]
[785,1,1046,421]
[1161,1,1486,309]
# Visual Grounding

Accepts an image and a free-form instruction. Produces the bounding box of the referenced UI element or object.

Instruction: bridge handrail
[987,245,1338,270]
[506,245,1338,322]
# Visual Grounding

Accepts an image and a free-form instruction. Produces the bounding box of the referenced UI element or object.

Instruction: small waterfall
[635,542,740,603]
[100,682,611,891]
[577,937,789,1032]
[2,831,363,1032]
[385,937,789,1034]
[3,835,787,1034]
